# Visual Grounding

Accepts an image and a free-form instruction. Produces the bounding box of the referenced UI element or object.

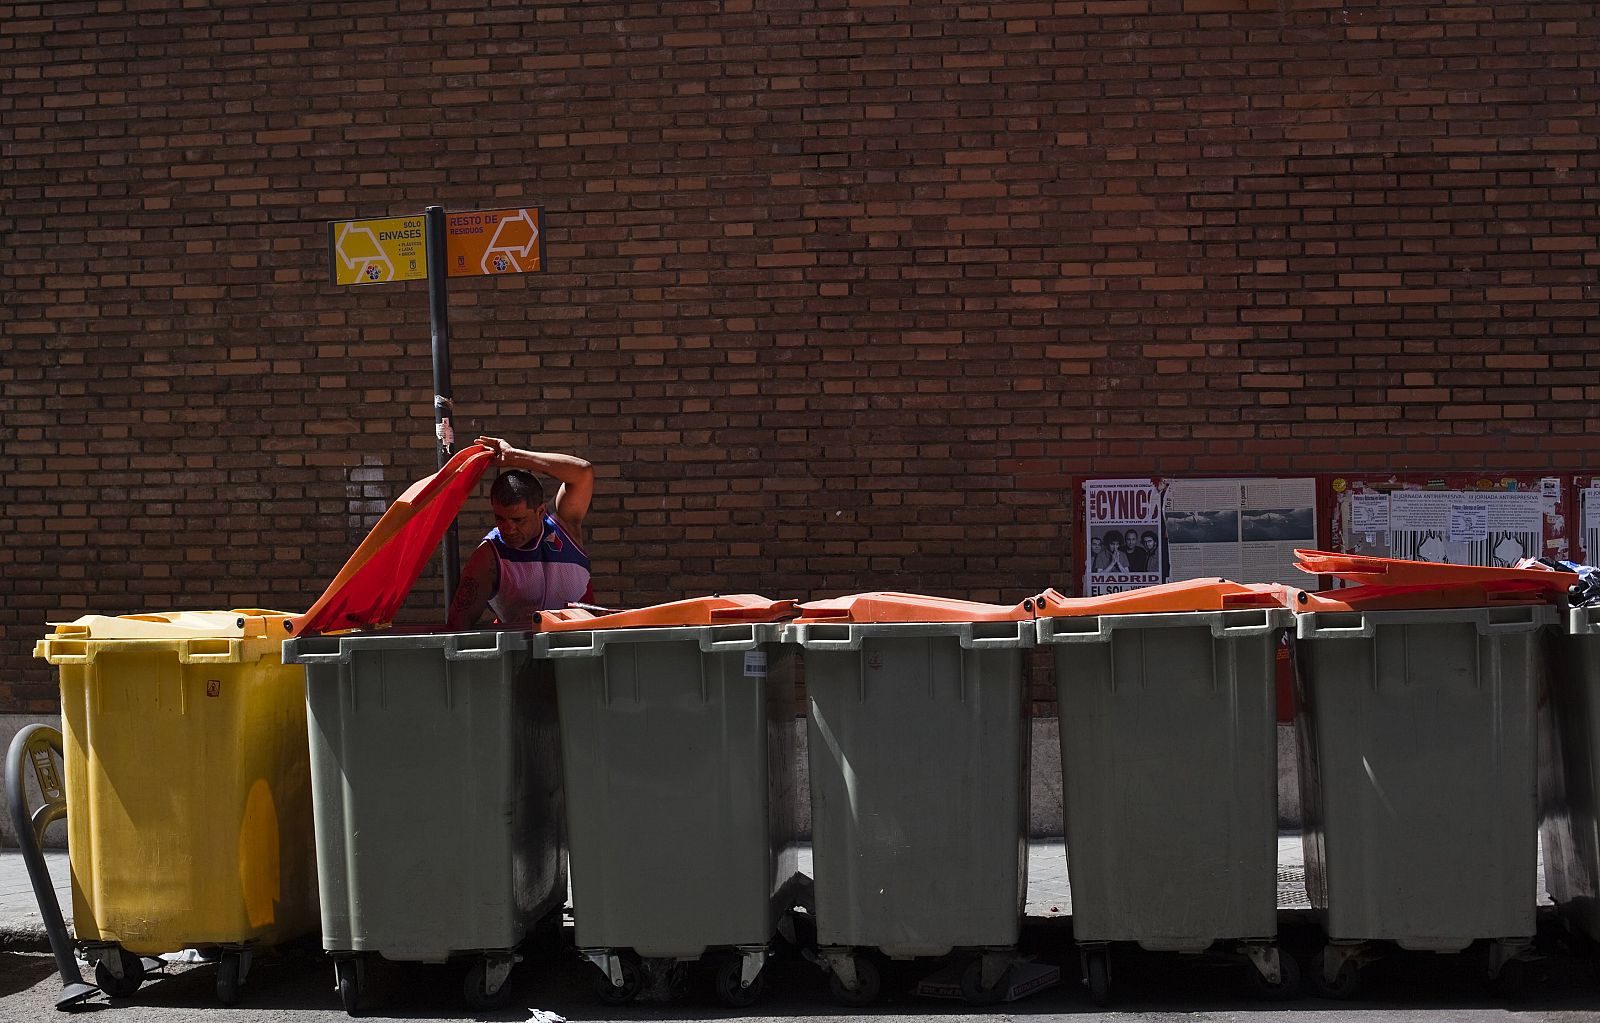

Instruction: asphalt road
[3,918,1599,1023]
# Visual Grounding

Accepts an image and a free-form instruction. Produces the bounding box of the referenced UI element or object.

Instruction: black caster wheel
[216,952,244,1007]
[464,958,515,1012]
[95,947,146,999]
[1307,955,1361,1000]
[960,957,1007,1005]
[1082,948,1110,1006]
[827,956,880,1007]
[714,957,765,1008]
[1489,957,1528,999]
[593,955,643,1006]
[335,957,365,1017]
[1244,950,1300,1001]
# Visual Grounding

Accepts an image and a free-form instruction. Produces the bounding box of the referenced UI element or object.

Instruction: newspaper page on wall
[1328,475,1567,567]
[1082,479,1165,595]
[1163,478,1318,587]
[1081,477,1318,595]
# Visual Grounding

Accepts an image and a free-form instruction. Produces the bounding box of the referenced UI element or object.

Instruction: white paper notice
[1350,494,1389,535]
[1449,502,1489,542]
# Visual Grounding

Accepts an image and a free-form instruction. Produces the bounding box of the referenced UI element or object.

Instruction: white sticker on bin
[743,651,767,678]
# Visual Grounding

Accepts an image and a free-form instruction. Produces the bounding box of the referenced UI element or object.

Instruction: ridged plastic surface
[285,630,564,961]
[795,621,1031,957]
[1540,608,1600,944]
[1295,605,1553,949]
[536,623,799,959]
[1042,609,1288,951]
[37,620,317,955]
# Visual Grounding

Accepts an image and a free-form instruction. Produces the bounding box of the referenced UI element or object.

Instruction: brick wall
[3,1,1598,713]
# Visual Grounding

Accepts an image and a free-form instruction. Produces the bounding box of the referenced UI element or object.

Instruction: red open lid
[1036,578,1290,617]
[285,445,495,636]
[1294,548,1574,595]
[1291,579,1558,612]
[538,594,798,632]
[794,592,1034,624]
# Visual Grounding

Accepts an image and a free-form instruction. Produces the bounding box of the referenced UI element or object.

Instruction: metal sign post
[328,205,545,613]
[424,205,459,609]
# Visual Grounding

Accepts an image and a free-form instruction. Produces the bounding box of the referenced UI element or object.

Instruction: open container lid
[1294,548,1575,595]
[1036,578,1288,617]
[537,594,798,633]
[284,445,495,636]
[1290,579,1559,612]
[793,591,1035,624]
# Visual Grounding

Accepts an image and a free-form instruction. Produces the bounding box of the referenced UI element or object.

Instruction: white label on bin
[1449,502,1489,542]
[743,651,767,678]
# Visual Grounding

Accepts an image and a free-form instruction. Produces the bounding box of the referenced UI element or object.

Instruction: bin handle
[281,636,349,664]
[958,621,1032,649]
[791,624,863,651]
[1296,612,1376,639]
[444,632,517,661]
[178,638,244,663]
[700,625,760,652]
[540,631,605,657]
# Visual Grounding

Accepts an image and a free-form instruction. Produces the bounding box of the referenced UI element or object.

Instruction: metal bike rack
[6,724,96,1010]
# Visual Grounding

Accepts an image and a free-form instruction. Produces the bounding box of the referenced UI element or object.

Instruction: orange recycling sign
[445,207,543,277]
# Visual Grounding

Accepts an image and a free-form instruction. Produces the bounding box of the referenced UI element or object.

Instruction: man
[446,435,595,630]
[1140,531,1161,577]
[1125,528,1148,573]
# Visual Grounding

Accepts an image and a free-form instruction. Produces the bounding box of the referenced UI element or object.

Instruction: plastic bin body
[1294,605,1552,950]
[1539,607,1600,944]
[1040,609,1288,951]
[536,623,799,959]
[284,630,564,961]
[795,620,1031,957]
[35,614,318,956]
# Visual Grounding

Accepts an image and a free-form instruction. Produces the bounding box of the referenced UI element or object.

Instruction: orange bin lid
[793,591,1035,624]
[285,445,495,636]
[1290,579,1560,613]
[1036,578,1290,617]
[1294,548,1575,594]
[537,594,798,632]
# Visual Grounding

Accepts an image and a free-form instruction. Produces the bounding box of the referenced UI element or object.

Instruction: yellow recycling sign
[328,215,427,286]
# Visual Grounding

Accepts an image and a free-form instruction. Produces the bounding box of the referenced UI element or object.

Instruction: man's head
[1104,530,1122,551]
[1124,528,1139,549]
[1141,531,1158,553]
[489,470,546,548]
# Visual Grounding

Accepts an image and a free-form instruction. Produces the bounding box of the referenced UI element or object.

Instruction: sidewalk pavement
[0,837,1549,954]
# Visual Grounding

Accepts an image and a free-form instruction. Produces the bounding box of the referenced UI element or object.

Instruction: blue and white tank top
[484,515,593,626]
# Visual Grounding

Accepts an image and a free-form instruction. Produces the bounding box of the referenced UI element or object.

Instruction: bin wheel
[593,956,643,1006]
[1307,957,1360,1000]
[959,957,1007,1005]
[216,952,244,1007]
[464,958,515,1012]
[1489,957,1528,999]
[1244,951,1300,1001]
[827,957,880,1007]
[714,957,765,1008]
[1084,949,1110,1006]
[95,947,146,999]
[335,957,364,1017]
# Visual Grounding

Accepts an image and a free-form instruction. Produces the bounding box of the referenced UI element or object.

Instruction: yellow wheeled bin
[33,609,317,1006]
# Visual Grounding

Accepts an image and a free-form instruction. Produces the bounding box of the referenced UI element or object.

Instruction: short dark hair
[1141,531,1157,543]
[490,470,544,508]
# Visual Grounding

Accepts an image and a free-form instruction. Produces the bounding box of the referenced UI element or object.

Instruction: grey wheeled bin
[283,630,566,1016]
[1036,585,1294,1005]
[530,596,804,1009]
[1540,604,1600,952]
[789,592,1036,1007]
[1294,603,1556,998]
